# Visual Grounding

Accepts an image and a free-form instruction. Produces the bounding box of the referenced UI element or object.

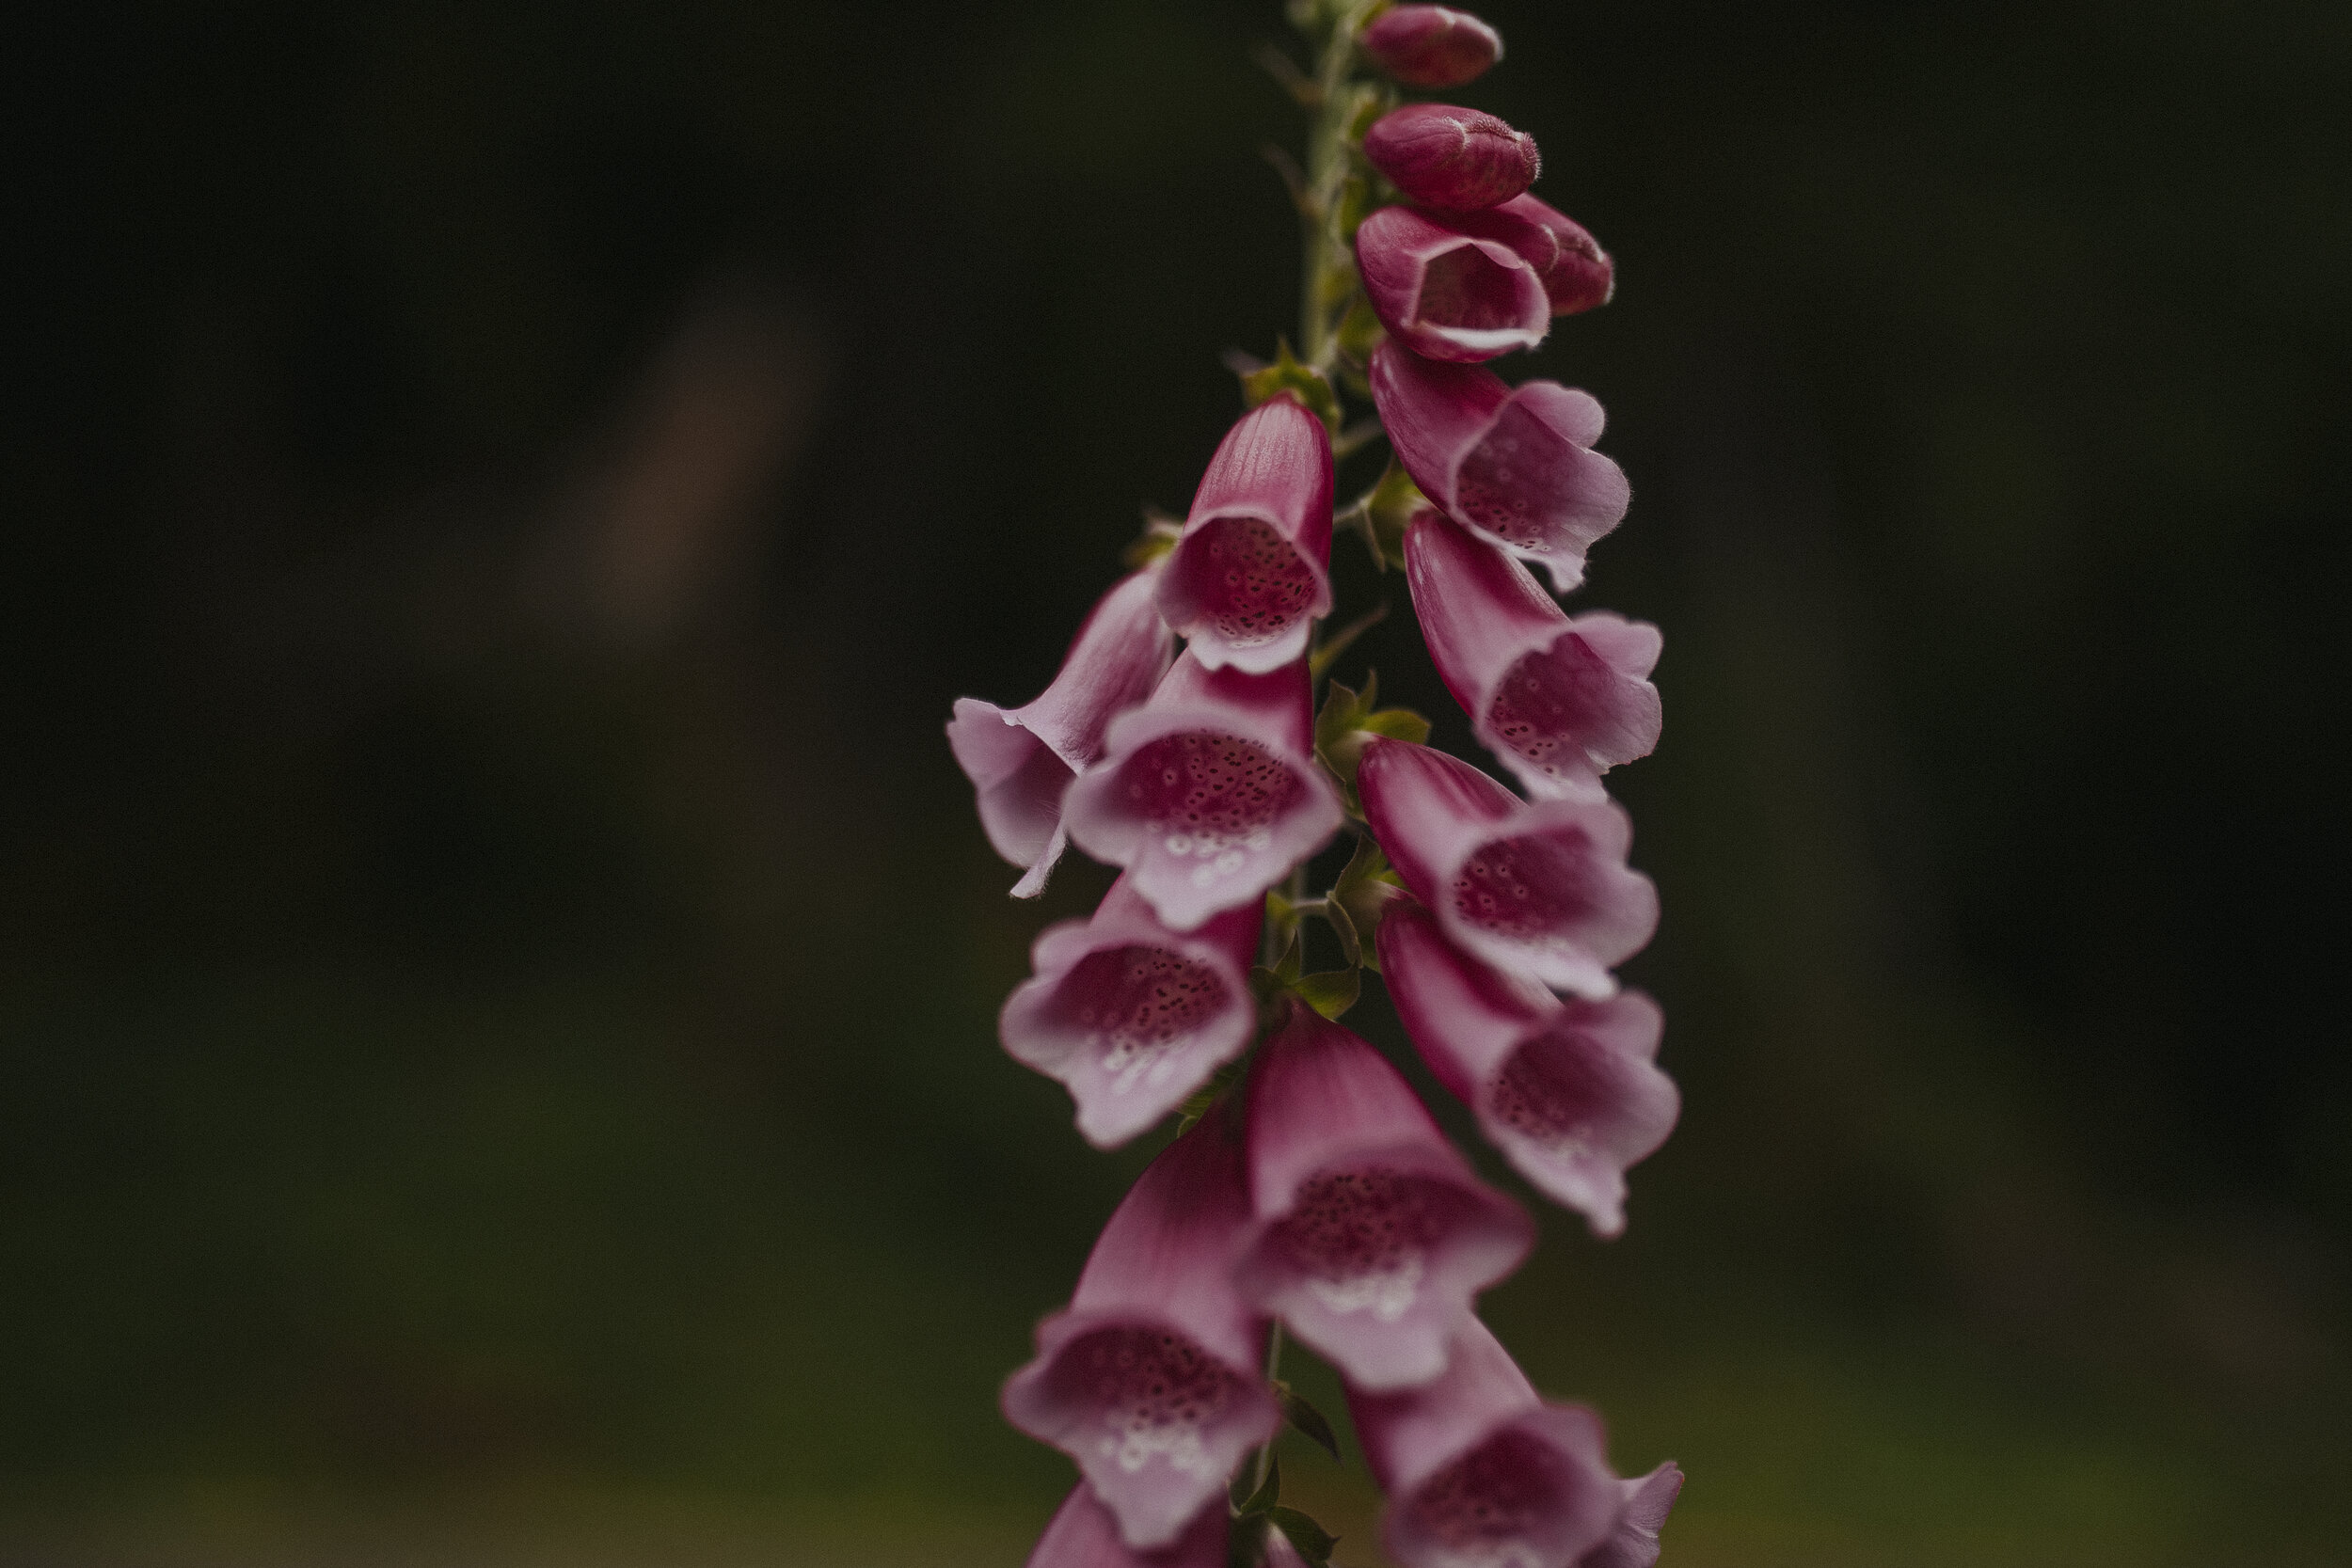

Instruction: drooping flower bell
[948,569,1174,896]
[1369,341,1629,594]
[1348,1317,1668,1568]
[1357,205,1551,363]
[1406,506,1661,802]
[1453,194,1615,317]
[1002,1117,1279,1549]
[1356,736,1657,998]
[1156,393,1335,674]
[1235,1001,1532,1391]
[1000,873,1263,1149]
[1359,6,1503,89]
[1062,650,1343,931]
[1377,899,1678,1237]
[1026,1485,1228,1568]
[1363,103,1540,212]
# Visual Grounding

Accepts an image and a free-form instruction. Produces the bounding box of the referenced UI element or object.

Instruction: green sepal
[1233,1455,1280,1515]
[1293,967,1361,1021]
[1174,1059,1243,1133]
[1320,892,1360,968]
[1315,673,1433,812]
[1242,341,1343,432]
[1330,836,1405,974]
[1123,504,1184,569]
[1362,459,1425,568]
[1263,1507,1339,1568]
[1272,1380,1343,1461]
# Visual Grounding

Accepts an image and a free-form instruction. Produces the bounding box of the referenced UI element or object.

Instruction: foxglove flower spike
[1003,1117,1279,1549]
[949,570,1174,896]
[1237,1001,1533,1389]
[1157,394,1335,674]
[1406,506,1661,802]
[1377,899,1677,1236]
[1356,736,1657,998]
[1357,206,1551,364]
[1369,342,1629,593]
[1001,874,1263,1148]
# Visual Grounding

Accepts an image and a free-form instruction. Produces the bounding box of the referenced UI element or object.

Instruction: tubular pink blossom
[1357,206,1551,364]
[1581,1463,1686,1568]
[1026,1485,1228,1568]
[1356,737,1657,999]
[1062,650,1343,932]
[1406,507,1661,803]
[1349,1318,1623,1568]
[948,570,1174,896]
[1236,1002,1532,1390]
[1001,874,1263,1149]
[1003,1117,1279,1550]
[1363,104,1540,213]
[1376,899,1678,1236]
[1359,5,1503,88]
[1450,195,1615,317]
[1369,341,1629,594]
[1157,394,1335,673]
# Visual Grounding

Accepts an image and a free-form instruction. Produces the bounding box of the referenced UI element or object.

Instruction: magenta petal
[1351,1320,1623,1568]
[1236,1004,1533,1390]
[1358,206,1551,363]
[1369,343,1629,593]
[1377,901,1679,1236]
[1363,104,1541,213]
[1157,395,1335,674]
[1063,652,1343,931]
[1002,875,1263,1148]
[948,570,1175,895]
[1003,1119,1279,1549]
[1358,738,1658,998]
[1451,195,1615,317]
[1027,1485,1227,1568]
[1406,509,1661,801]
[1360,5,1503,88]
[1580,1463,1685,1568]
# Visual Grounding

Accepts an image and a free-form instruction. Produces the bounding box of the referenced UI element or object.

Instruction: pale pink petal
[1027,1485,1227,1568]
[1370,344,1629,593]
[1360,6,1504,89]
[1158,396,1335,674]
[948,570,1174,895]
[1001,875,1263,1148]
[1003,1118,1279,1549]
[1378,900,1679,1236]
[1063,652,1343,931]
[1363,104,1540,212]
[1406,509,1661,801]
[1357,738,1658,998]
[1358,206,1551,363]
[1580,1463,1685,1568]
[1236,1003,1532,1390]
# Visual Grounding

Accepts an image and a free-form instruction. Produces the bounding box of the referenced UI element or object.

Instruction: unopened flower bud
[1363,103,1539,212]
[1356,205,1550,363]
[1454,194,1615,316]
[1359,6,1503,89]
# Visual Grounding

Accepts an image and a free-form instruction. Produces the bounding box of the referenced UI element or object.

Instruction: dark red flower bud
[1363,103,1540,213]
[1360,5,1503,88]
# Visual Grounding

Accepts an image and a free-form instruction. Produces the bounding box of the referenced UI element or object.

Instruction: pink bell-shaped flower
[1003,1117,1280,1550]
[1357,205,1551,364]
[1025,1484,1228,1568]
[1369,341,1629,594]
[1376,899,1677,1236]
[948,569,1174,896]
[1406,507,1661,802]
[1349,1318,1657,1568]
[1359,6,1503,89]
[1000,873,1263,1149]
[1363,103,1541,213]
[1582,1463,1687,1568]
[1356,737,1657,999]
[1156,393,1335,674]
[1235,1001,1533,1390]
[1451,194,1615,317]
[1062,651,1344,931]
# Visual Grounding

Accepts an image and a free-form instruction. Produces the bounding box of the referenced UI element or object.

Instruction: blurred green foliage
[6,0,2349,1562]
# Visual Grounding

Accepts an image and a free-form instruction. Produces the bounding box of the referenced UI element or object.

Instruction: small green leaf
[1241,340,1343,431]
[1293,967,1360,1020]
[1320,893,1360,968]
[1331,836,1405,973]
[1363,459,1425,567]
[1359,705,1431,744]
[1234,1455,1280,1516]
[1272,1381,1342,1461]
[1263,1506,1339,1567]
[1313,675,1375,756]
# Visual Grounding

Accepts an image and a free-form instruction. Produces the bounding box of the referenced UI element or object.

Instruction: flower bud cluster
[949,7,1682,1564]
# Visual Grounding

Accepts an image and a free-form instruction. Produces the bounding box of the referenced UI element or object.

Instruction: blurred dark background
[7,1,2349,1563]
